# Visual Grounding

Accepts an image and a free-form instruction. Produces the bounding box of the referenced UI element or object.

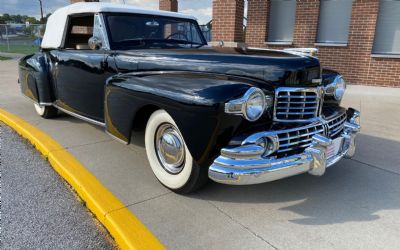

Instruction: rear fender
[18,53,54,105]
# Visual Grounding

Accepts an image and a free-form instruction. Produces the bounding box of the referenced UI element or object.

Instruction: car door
[49,13,114,123]
[50,49,111,122]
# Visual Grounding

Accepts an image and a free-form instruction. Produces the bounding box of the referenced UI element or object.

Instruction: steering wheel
[165,31,189,41]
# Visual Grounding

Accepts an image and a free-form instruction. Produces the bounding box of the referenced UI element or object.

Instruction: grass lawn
[0,55,11,60]
[0,44,39,55]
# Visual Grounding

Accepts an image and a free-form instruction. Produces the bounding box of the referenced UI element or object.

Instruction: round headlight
[244,88,266,121]
[325,75,346,101]
[333,76,346,101]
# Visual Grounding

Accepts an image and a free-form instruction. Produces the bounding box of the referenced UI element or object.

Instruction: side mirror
[88,37,102,50]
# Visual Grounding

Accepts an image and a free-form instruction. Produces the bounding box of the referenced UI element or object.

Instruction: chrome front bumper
[208,110,360,185]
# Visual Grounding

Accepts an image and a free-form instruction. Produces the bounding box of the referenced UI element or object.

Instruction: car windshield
[105,14,207,50]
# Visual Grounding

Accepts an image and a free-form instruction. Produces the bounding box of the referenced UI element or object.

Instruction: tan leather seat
[76,44,90,50]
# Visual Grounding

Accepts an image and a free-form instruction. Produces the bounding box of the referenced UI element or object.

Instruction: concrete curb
[0,108,165,250]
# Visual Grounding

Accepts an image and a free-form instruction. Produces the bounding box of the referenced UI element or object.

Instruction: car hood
[113,47,321,87]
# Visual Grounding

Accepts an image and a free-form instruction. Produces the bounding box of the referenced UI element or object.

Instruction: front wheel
[145,110,208,194]
[34,103,58,119]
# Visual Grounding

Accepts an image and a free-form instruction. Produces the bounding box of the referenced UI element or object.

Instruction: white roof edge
[65,2,197,20]
[41,2,197,49]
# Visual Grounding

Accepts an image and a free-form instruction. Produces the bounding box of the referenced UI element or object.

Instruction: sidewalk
[1,58,400,249]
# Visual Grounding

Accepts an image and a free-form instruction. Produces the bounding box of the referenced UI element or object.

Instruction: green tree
[26,17,39,24]
[0,13,40,24]
[2,14,11,23]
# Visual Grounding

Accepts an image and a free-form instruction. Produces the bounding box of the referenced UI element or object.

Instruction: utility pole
[38,0,44,23]
[5,25,10,51]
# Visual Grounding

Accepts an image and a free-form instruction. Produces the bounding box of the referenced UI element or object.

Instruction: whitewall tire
[145,110,207,193]
[34,103,58,118]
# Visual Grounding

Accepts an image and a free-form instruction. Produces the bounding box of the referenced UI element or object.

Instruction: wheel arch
[104,71,252,167]
[131,104,161,133]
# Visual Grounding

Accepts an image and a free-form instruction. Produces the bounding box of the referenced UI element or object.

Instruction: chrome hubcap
[155,124,185,174]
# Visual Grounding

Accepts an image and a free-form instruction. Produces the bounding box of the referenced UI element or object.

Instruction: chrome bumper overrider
[208,109,360,185]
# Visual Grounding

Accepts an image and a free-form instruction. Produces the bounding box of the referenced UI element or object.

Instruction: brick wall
[212,0,245,44]
[292,0,320,47]
[159,0,178,12]
[244,0,400,87]
[245,0,269,47]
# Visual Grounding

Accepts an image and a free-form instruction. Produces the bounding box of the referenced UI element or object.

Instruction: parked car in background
[18,3,360,194]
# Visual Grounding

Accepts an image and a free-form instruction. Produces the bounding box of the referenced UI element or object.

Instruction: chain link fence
[0,23,212,53]
[0,24,44,55]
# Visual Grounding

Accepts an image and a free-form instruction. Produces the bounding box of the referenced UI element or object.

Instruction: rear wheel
[34,103,58,119]
[145,110,208,194]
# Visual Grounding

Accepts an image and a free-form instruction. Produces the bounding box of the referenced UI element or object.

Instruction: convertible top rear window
[105,14,206,50]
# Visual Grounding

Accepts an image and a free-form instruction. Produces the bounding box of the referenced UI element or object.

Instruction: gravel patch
[0,123,116,249]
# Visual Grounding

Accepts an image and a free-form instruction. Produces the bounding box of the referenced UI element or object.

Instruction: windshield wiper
[113,38,150,49]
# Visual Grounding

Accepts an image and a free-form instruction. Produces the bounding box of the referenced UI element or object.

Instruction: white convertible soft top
[41,2,197,49]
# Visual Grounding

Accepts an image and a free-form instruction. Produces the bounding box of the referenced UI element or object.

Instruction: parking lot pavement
[0,124,116,249]
[1,58,400,249]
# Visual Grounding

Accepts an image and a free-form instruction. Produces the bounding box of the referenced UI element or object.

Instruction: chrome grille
[276,123,325,153]
[274,87,322,122]
[327,112,347,138]
[268,110,347,155]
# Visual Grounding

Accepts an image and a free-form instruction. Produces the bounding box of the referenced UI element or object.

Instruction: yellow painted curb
[0,108,165,250]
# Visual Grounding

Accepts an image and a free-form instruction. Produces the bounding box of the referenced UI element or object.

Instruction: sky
[0,0,213,24]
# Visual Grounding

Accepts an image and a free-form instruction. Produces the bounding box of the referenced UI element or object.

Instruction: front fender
[105,71,260,167]
[322,68,340,86]
[18,52,54,104]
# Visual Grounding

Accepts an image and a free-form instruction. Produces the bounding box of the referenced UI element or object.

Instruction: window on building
[373,0,400,55]
[317,0,353,44]
[267,0,296,44]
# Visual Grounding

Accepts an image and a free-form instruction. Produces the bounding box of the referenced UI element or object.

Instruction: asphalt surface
[0,123,116,249]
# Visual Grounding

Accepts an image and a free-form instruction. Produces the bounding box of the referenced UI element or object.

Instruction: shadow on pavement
[52,112,400,226]
[194,133,400,225]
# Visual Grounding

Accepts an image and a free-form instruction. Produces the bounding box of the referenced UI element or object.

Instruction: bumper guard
[208,110,360,185]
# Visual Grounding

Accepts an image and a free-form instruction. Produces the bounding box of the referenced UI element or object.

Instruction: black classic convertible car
[18,3,360,193]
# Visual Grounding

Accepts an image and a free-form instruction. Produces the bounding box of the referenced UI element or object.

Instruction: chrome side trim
[30,99,131,145]
[39,102,53,106]
[54,105,105,127]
